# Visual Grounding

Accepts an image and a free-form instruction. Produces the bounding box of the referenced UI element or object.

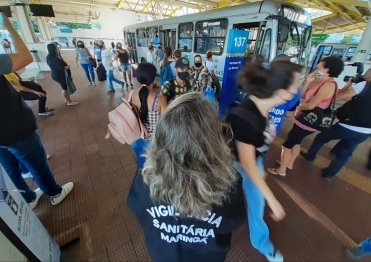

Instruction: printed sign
[219,29,249,116]
[60,28,72,33]
[0,166,60,261]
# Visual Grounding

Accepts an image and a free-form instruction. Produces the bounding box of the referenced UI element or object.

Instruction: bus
[310,43,371,88]
[123,0,312,110]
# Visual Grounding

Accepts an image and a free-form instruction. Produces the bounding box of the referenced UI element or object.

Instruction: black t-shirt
[127,168,246,262]
[117,50,129,64]
[228,98,276,158]
[0,54,37,146]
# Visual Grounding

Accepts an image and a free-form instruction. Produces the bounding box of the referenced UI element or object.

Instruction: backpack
[159,62,174,86]
[167,79,192,103]
[96,63,107,82]
[105,90,148,145]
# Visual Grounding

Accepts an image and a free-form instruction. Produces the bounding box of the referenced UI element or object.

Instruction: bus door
[233,22,264,62]
[161,29,176,51]
[127,32,137,63]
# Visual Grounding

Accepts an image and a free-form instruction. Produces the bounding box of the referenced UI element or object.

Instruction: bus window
[345,47,356,60]
[137,28,146,47]
[148,27,159,45]
[259,29,271,60]
[233,22,262,59]
[332,48,346,59]
[279,24,300,62]
[178,23,193,52]
[194,19,228,55]
[321,46,332,56]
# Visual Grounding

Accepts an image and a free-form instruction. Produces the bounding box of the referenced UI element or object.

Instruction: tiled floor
[23,48,371,261]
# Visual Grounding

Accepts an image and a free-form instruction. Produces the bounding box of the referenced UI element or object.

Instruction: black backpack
[166,79,192,103]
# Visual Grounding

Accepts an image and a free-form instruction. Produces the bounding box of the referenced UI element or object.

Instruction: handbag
[66,72,77,95]
[295,82,337,131]
[85,48,97,68]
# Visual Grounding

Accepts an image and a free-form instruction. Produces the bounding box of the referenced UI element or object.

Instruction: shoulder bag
[85,48,97,68]
[66,71,77,95]
[295,82,338,131]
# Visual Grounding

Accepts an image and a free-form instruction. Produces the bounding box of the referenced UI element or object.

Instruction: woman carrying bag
[75,40,96,86]
[46,44,78,106]
[267,56,344,177]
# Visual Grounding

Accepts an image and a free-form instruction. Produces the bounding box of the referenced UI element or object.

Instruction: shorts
[120,63,131,72]
[282,123,315,149]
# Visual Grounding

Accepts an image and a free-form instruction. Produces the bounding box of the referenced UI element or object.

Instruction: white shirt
[206,60,214,82]
[101,49,115,71]
[339,81,371,134]
[146,51,154,64]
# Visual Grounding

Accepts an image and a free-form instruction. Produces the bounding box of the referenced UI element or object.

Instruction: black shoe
[130,83,134,87]
[300,151,314,164]
[107,90,115,93]
[126,84,129,88]
[321,169,332,181]
[121,82,125,88]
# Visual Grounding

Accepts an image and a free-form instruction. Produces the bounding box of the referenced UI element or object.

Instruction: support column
[14,4,37,43]
[36,18,52,41]
[353,17,371,63]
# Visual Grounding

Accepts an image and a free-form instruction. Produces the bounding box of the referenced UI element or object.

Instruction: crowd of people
[1,10,371,262]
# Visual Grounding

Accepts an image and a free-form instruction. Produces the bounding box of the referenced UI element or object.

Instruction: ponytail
[139,86,149,122]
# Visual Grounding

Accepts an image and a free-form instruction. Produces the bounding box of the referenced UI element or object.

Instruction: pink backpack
[105,90,148,145]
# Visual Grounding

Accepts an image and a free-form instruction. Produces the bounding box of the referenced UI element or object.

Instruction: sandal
[45,107,54,112]
[267,168,286,177]
[38,111,54,116]
[276,160,293,170]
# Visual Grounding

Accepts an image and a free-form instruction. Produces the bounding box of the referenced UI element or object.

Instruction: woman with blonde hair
[127,92,245,262]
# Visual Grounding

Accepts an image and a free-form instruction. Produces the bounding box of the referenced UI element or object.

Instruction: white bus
[310,43,371,88]
[123,0,311,108]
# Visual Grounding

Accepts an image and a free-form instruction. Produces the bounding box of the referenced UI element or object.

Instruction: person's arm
[341,78,353,91]
[53,57,68,72]
[157,95,168,115]
[300,73,316,99]
[236,141,286,221]
[160,81,170,98]
[297,82,336,111]
[75,50,79,67]
[336,81,368,101]
[1,13,33,71]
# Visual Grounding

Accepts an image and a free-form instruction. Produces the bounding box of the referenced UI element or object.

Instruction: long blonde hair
[143,92,237,218]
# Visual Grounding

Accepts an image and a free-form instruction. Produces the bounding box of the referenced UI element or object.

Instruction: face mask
[117,46,122,49]
[158,46,161,49]
[178,71,189,81]
[78,44,84,48]
[194,62,202,68]
[316,70,326,79]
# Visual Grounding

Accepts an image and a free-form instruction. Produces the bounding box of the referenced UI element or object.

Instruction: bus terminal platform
[25,49,371,261]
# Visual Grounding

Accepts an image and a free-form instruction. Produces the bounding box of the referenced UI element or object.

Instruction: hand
[0,13,13,30]
[65,65,70,70]
[28,77,35,82]
[268,199,286,221]
[306,73,316,84]
[33,91,46,97]
[345,78,352,88]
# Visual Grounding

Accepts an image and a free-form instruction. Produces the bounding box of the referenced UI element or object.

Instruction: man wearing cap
[161,57,192,104]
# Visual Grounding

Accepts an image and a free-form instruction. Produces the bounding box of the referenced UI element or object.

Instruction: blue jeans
[307,123,370,178]
[107,69,123,91]
[233,155,275,256]
[0,132,62,203]
[80,63,95,83]
[131,139,151,168]
[361,238,371,254]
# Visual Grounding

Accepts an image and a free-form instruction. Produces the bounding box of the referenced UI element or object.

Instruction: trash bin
[30,50,41,63]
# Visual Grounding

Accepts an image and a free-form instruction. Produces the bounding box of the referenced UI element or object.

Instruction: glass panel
[136,28,146,47]
[259,29,271,60]
[345,47,356,60]
[178,23,193,52]
[279,24,300,62]
[321,46,332,56]
[194,19,228,55]
[148,27,159,45]
[332,48,346,58]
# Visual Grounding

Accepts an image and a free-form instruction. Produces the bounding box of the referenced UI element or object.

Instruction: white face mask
[316,70,326,79]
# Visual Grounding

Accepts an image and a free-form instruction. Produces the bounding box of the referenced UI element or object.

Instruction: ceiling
[1,0,370,33]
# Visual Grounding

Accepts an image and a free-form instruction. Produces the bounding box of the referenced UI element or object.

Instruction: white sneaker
[67,101,79,106]
[50,182,74,206]
[28,188,44,210]
[22,172,33,179]
[265,251,283,262]
[47,154,51,160]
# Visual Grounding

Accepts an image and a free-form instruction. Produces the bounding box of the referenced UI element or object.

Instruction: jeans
[0,132,62,203]
[233,155,274,256]
[307,123,370,178]
[131,139,151,168]
[107,69,123,91]
[80,63,95,83]
[361,238,371,254]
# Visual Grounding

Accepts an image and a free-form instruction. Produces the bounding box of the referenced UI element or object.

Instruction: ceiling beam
[141,1,151,12]
[312,12,338,23]
[168,7,179,16]
[217,0,241,8]
[115,0,125,11]
[322,0,368,8]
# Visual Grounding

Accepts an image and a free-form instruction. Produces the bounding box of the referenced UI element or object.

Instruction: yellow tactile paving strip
[272,136,371,195]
